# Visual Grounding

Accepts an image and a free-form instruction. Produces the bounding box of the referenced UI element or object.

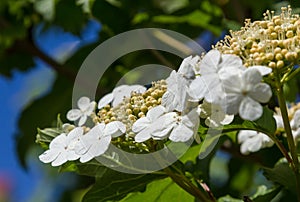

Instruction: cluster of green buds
[96,80,167,136]
[214,5,300,68]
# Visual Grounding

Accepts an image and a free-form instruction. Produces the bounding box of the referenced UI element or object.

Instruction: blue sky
[0,20,100,202]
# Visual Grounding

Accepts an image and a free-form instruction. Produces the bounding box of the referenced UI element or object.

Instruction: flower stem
[275,69,300,201]
[164,167,212,202]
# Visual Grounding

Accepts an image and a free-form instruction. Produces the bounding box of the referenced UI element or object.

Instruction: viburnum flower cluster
[39,47,276,166]
[36,6,300,201]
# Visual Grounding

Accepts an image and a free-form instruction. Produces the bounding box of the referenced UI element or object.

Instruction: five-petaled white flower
[133,106,199,142]
[238,130,274,155]
[67,97,96,126]
[76,121,126,163]
[98,85,146,109]
[39,127,83,166]
[222,68,272,121]
[198,100,234,127]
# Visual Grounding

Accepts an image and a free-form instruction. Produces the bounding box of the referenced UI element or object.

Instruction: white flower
[222,68,272,121]
[39,127,83,166]
[188,50,244,104]
[198,100,234,127]
[238,113,282,154]
[67,97,96,126]
[133,106,199,142]
[290,109,300,141]
[161,71,194,112]
[98,85,146,109]
[177,55,200,79]
[168,109,200,142]
[238,130,274,154]
[76,121,126,163]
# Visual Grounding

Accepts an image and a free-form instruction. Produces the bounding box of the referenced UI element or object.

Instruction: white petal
[147,105,166,121]
[220,114,234,125]
[78,97,91,110]
[134,129,152,142]
[112,85,146,107]
[242,68,262,86]
[249,83,272,103]
[223,94,243,115]
[250,65,272,76]
[238,130,257,143]
[105,121,126,137]
[132,117,151,133]
[67,127,84,140]
[39,149,60,163]
[151,113,177,138]
[169,124,194,142]
[66,109,82,121]
[219,54,243,70]
[165,71,177,91]
[78,115,87,126]
[84,101,96,116]
[74,139,90,155]
[222,74,242,94]
[178,55,199,78]
[49,133,68,149]
[247,136,263,152]
[89,136,111,157]
[89,123,106,136]
[161,91,176,112]
[79,152,95,163]
[274,114,284,129]
[218,66,244,80]
[188,77,208,100]
[98,93,114,109]
[51,152,68,166]
[182,109,199,129]
[199,50,221,74]
[66,150,80,161]
[128,85,147,94]
[239,97,263,121]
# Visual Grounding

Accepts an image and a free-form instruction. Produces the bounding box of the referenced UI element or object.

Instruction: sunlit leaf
[121,177,194,202]
[82,168,166,202]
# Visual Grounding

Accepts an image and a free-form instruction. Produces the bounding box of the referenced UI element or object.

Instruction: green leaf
[53,0,87,34]
[254,107,276,134]
[121,177,194,202]
[217,195,242,202]
[153,10,221,35]
[251,185,281,202]
[92,0,131,34]
[82,168,166,202]
[263,161,297,195]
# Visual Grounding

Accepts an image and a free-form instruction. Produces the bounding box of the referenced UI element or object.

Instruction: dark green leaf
[82,168,166,202]
[263,161,297,195]
[254,107,276,134]
[251,185,281,202]
[53,0,87,34]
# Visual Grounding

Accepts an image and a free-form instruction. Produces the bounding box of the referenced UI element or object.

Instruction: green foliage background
[2,0,300,201]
